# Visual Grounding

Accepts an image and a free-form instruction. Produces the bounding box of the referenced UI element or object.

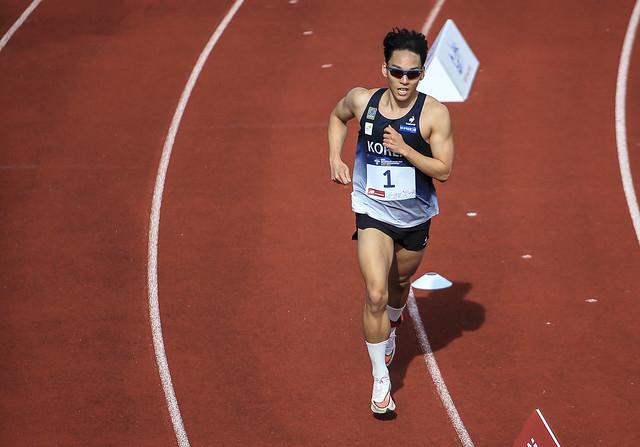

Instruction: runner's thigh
[357,228,395,290]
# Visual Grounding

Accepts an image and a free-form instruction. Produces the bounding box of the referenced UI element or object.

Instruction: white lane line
[407,296,474,447]
[147,1,245,446]
[404,4,475,447]
[422,0,447,37]
[0,0,43,54]
[615,0,640,246]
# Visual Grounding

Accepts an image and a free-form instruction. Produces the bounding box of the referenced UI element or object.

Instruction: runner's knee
[365,287,388,315]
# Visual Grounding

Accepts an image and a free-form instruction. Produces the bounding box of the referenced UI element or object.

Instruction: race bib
[366,156,416,201]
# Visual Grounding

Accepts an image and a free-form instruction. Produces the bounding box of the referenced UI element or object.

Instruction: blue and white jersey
[351,88,439,228]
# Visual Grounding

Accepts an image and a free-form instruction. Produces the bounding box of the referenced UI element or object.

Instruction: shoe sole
[371,394,396,414]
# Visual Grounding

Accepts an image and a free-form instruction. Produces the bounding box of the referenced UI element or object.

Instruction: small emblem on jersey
[408,116,416,124]
[400,124,417,134]
[365,122,373,135]
[366,107,377,120]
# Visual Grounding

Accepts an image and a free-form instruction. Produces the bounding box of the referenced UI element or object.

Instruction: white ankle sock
[387,304,405,323]
[365,340,389,379]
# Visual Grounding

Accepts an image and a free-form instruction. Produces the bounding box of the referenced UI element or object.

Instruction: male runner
[328,28,454,414]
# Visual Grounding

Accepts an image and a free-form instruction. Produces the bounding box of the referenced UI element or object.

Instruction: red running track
[1,0,640,445]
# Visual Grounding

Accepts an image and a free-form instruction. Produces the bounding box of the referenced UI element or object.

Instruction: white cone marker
[411,272,452,290]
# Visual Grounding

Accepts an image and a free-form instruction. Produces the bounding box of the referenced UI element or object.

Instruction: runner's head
[381,29,426,97]
[383,28,428,67]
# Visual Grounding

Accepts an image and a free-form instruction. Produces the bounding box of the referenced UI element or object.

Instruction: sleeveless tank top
[351,88,439,228]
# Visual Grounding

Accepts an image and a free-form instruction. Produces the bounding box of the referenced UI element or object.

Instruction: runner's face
[382,50,424,101]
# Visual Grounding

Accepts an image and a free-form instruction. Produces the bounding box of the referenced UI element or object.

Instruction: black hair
[383,28,429,66]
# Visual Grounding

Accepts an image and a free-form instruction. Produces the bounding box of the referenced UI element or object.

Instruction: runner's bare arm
[328,88,371,184]
[382,101,454,182]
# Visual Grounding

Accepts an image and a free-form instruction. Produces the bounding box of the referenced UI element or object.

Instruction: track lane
[156,0,466,445]
[0,1,237,445]
[424,0,640,444]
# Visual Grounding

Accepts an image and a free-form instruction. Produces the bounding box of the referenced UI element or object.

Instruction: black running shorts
[352,213,431,251]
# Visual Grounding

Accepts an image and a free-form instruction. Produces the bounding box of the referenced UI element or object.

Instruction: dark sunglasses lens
[389,68,404,79]
[388,67,421,79]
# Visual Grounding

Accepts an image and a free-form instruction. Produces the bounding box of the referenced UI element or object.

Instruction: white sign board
[417,19,479,102]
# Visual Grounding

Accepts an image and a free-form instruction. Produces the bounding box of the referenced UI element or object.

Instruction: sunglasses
[385,65,423,80]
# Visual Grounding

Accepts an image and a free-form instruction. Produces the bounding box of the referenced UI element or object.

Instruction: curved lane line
[406,5,475,447]
[0,0,43,54]
[616,0,640,246]
[407,297,474,447]
[147,1,245,446]
[421,0,447,37]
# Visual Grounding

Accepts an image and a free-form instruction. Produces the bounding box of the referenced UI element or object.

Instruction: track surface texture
[1,0,639,446]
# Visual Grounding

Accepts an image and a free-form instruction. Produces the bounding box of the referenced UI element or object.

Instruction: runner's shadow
[389,282,484,394]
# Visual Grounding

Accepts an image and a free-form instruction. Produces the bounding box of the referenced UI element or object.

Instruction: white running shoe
[371,375,396,414]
